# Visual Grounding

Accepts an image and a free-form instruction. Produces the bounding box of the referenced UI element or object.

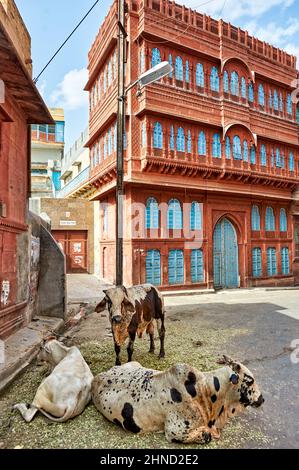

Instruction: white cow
[14,340,93,423]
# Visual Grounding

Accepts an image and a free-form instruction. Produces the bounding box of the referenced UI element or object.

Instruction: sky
[15,0,299,151]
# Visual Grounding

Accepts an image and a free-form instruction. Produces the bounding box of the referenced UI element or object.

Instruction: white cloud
[183,0,294,21]
[244,18,299,45]
[37,80,46,99]
[50,68,88,111]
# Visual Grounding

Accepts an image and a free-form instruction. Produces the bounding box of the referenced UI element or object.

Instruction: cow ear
[95,297,107,313]
[123,296,135,312]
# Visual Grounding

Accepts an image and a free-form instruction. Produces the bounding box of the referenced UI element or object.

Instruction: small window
[153,122,163,149]
[230,71,239,96]
[146,250,161,285]
[176,127,185,152]
[212,134,221,158]
[267,248,277,276]
[198,131,206,156]
[168,199,183,230]
[187,130,192,154]
[225,137,231,159]
[196,63,204,88]
[210,67,219,92]
[243,140,248,162]
[190,202,202,231]
[289,152,295,172]
[151,48,161,67]
[146,198,159,229]
[248,83,254,102]
[223,71,229,93]
[191,249,204,283]
[281,247,290,275]
[252,248,262,277]
[170,126,174,151]
[241,77,246,99]
[265,207,275,232]
[258,84,265,106]
[233,136,242,160]
[251,206,261,231]
[260,144,267,166]
[175,56,184,81]
[250,146,256,164]
[280,208,287,232]
[168,250,184,285]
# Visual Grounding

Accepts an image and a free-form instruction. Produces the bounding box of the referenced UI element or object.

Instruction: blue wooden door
[146,250,161,285]
[213,219,239,288]
[168,249,184,285]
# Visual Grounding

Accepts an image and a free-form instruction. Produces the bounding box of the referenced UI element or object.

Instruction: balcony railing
[56,166,90,198]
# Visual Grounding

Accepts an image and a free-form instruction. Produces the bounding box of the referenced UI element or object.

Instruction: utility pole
[116,0,126,286]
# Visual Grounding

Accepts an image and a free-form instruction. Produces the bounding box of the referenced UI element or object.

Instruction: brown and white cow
[92,356,264,444]
[95,284,165,366]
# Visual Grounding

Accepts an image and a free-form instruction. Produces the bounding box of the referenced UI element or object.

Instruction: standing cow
[95,284,165,365]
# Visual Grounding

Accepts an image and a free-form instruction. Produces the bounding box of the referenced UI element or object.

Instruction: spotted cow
[95,284,165,366]
[91,356,264,444]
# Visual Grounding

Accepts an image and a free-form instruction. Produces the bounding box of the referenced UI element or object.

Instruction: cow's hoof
[115,361,121,366]
[149,349,155,354]
[159,352,165,359]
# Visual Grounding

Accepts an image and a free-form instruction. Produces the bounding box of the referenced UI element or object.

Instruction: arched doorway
[213,218,239,289]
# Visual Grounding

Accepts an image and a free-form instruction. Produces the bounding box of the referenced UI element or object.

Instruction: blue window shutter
[276,148,281,167]
[273,90,279,111]
[170,126,174,150]
[280,209,287,232]
[233,136,242,160]
[230,71,239,96]
[281,248,290,275]
[175,56,183,81]
[146,198,159,229]
[168,199,182,229]
[243,140,248,162]
[152,48,161,67]
[185,60,189,83]
[252,248,262,277]
[266,207,275,231]
[279,93,283,112]
[196,63,204,87]
[168,54,173,78]
[258,84,265,106]
[168,250,184,285]
[225,137,231,159]
[271,149,274,167]
[251,206,261,231]
[176,127,185,152]
[187,130,192,153]
[289,152,294,171]
[260,145,267,166]
[212,134,221,158]
[198,131,206,155]
[223,71,229,93]
[287,94,292,115]
[146,250,161,285]
[190,202,202,231]
[250,146,256,164]
[267,248,277,276]
[142,122,147,147]
[191,249,204,283]
[241,77,246,98]
[153,122,163,149]
[248,83,254,102]
[140,48,145,73]
[210,67,219,92]
[269,90,273,109]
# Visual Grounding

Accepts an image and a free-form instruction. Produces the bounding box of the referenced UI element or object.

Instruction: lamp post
[116,3,172,287]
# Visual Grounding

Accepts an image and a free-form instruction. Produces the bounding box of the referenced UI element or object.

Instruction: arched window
[281,152,285,169]
[243,140,248,162]
[276,148,281,167]
[198,131,206,155]
[168,54,173,78]
[250,146,256,164]
[210,67,219,92]
[141,122,146,148]
[175,56,183,81]
[167,199,183,229]
[146,250,161,285]
[251,206,261,231]
[196,63,204,88]
[260,144,267,166]
[289,152,295,172]
[146,197,159,229]
[233,135,242,160]
[273,90,279,111]
[176,127,185,152]
[185,60,189,83]
[168,250,184,284]
[230,71,239,96]
[225,136,231,159]
[287,94,292,115]
[191,249,204,283]
[187,130,192,154]
[280,208,287,232]
[281,247,290,275]
[223,71,229,93]
[170,126,175,150]
[266,207,275,232]
[241,77,246,98]
[267,248,277,276]
[151,48,161,67]
[153,122,163,149]
[269,90,273,109]
[252,248,262,277]
[248,82,254,102]
[212,133,221,158]
[190,202,202,231]
[270,149,274,167]
[258,84,265,106]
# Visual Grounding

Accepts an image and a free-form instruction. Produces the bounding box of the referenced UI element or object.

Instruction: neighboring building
[0,0,59,337]
[83,0,299,289]
[30,108,65,204]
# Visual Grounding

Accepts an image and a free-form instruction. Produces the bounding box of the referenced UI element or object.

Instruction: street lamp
[116,4,172,287]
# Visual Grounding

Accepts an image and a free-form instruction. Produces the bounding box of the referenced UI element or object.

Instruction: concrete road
[166,288,299,449]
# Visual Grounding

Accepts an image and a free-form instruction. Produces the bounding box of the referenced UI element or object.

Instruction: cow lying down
[14,340,93,423]
[92,356,264,444]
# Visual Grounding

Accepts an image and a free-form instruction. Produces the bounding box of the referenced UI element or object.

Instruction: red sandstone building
[84,0,299,290]
[0,0,52,337]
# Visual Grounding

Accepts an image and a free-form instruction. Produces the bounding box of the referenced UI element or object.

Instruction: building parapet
[56,166,91,199]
